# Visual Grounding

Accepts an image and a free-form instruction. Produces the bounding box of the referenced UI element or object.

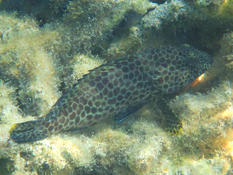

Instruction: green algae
[0,158,15,175]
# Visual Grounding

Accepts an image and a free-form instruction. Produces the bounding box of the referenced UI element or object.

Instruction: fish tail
[10,119,50,143]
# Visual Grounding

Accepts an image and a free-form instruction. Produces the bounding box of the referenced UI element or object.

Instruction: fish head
[183,46,213,82]
[150,46,213,95]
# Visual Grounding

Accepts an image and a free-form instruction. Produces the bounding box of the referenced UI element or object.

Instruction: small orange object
[191,73,205,87]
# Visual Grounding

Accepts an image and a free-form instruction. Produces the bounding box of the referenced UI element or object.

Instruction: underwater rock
[141,0,192,29]
[0,12,60,117]
[170,81,233,158]
[0,0,68,24]
[138,0,233,52]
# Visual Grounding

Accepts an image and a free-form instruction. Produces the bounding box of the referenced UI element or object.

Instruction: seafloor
[0,0,232,175]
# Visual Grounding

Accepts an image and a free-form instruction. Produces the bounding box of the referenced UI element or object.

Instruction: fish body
[10,46,213,143]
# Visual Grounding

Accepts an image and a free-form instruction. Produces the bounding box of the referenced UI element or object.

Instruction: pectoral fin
[114,103,144,123]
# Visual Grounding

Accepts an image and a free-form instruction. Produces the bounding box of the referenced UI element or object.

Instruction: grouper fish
[10,45,213,143]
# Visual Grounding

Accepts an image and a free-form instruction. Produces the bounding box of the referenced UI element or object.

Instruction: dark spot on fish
[70,112,75,120]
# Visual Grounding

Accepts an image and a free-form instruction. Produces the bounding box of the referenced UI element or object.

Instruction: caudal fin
[10,120,49,143]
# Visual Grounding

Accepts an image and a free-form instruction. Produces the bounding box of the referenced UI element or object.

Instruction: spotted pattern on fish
[10,46,213,143]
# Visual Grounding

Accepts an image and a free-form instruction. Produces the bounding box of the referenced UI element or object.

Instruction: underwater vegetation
[0,0,232,174]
